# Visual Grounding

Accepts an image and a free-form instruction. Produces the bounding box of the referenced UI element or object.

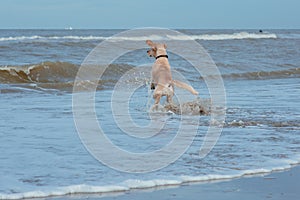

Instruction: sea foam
[0,32,277,42]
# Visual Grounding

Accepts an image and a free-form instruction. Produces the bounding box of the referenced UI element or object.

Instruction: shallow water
[0,29,299,199]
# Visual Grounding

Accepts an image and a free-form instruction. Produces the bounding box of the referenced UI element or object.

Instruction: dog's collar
[155,55,168,60]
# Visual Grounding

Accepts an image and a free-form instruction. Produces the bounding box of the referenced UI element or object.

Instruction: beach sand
[59,166,300,200]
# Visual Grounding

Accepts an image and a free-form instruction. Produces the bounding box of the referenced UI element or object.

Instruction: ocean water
[0,29,300,199]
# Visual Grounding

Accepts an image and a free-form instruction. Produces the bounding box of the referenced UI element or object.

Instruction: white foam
[0,35,107,41]
[0,184,128,200]
[123,179,181,189]
[0,32,277,42]
[1,162,299,200]
[180,174,242,182]
[0,64,35,74]
[185,32,277,40]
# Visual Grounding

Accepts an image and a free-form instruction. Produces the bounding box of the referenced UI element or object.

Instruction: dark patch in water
[155,98,212,115]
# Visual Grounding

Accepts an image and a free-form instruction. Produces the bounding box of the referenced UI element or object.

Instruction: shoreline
[48,165,300,200]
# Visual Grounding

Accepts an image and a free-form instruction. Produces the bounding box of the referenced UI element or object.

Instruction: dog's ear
[146,40,154,47]
[164,44,167,49]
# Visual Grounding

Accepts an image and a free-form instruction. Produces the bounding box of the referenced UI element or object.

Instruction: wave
[0,62,78,83]
[221,68,300,80]
[4,63,297,85]
[277,33,300,39]
[169,32,277,40]
[0,32,277,42]
[0,62,133,83]
[1,61,298,93]
[1,161,299,200]
[0,35,108,42]
[0,62,135,92]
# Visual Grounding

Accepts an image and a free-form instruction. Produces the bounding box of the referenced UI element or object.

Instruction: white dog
[146,40,198,106]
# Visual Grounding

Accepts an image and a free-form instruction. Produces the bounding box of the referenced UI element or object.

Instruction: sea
[0,29,299,199]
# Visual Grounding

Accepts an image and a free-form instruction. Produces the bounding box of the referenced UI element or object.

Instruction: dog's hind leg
[166,85,174,103]
[166,95,173,103]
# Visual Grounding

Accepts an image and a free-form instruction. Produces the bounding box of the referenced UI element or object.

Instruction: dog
[146,40,199,107]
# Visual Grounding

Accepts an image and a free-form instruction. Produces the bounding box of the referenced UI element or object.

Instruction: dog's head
[146,40,167,58]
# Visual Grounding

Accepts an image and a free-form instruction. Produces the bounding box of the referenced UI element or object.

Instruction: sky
[0,0,299,29]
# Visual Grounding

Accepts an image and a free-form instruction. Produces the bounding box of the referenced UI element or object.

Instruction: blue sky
[1,0,299,29]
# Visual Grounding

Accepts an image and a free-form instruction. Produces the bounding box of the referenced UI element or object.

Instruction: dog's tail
[172,80,199,95]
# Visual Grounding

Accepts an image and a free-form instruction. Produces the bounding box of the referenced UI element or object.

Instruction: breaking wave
[0,35,107,42]
[0,62,78,83]
[169,32,277,40]
[0,62,134,92]
[1,161,299,200]
[0,32,277,42]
